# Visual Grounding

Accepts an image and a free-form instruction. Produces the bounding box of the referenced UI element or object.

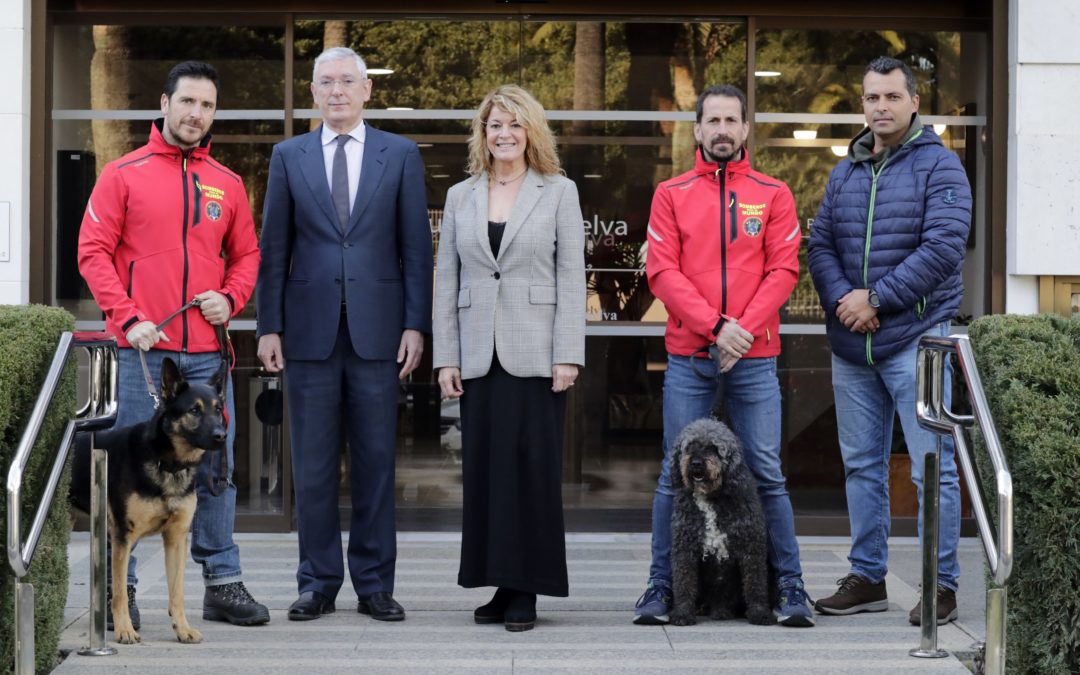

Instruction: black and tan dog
[71,357,226,644]
[669,417,774,626]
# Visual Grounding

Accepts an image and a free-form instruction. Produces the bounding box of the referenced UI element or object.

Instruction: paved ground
[52,533,987,673]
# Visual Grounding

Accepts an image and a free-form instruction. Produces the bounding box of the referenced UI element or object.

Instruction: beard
[165,118,208,150]
[700,136,743,164]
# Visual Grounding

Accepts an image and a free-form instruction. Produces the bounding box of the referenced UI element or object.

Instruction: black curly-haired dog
[669,417,774,626]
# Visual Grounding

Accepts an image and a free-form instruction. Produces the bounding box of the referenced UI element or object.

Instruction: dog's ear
[669,439,685,489]
[159,357,185,400]
[207,360,227,399]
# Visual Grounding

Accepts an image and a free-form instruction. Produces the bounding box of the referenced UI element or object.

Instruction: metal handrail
[6,331,118,674]
[916,335,1014,584]
[912,334,1013,674]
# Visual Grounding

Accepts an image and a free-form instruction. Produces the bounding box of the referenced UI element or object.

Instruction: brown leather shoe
[814,574,888,615]
[908,586,958,625]
[358,591,406,621]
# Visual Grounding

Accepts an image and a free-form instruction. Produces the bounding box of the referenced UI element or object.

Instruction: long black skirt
[457,352,569,597]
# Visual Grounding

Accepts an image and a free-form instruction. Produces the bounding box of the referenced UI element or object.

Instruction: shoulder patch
[942,188,958,205]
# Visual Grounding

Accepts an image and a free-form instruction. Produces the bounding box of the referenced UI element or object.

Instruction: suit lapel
[498,168,544,261]
[345,125,389,236]
[299,128,339,230]
[471,174,497,266]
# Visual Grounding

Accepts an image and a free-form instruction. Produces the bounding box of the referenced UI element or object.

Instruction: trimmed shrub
[968,313,1080,675]
[0,305,76,674]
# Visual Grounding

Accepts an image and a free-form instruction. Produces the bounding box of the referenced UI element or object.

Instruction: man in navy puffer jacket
[807,56,971,626]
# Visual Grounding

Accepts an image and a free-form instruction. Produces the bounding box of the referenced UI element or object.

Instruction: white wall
[0,0,29,305]
[1008,0,1080,312]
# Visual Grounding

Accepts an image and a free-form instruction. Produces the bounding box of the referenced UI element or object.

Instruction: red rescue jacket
[646,148,801,358]
[78,120,260,353]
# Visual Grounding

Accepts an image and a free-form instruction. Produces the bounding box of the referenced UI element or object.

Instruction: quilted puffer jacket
[807,124,971,365]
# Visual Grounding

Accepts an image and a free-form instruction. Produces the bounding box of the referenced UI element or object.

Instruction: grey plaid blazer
[433,169,586,379]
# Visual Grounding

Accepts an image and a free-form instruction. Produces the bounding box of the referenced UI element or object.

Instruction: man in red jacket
[78,61,269,628]
[634,84,813,627]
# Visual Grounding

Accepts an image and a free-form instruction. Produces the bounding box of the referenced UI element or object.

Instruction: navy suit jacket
[256,124,433,361]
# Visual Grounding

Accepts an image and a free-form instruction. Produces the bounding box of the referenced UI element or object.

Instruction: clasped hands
[835,289,880,334]
[713,318,753,373]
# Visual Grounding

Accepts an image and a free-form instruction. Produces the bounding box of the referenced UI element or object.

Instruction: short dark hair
[163,61,220,100]
[864,56,916,97]
[696,84,748,124]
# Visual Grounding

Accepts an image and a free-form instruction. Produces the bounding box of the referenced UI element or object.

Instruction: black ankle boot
[474,587,513,624]
[504,591,537,632]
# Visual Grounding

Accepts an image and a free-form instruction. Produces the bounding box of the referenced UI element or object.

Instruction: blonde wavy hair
[467,85,562,177]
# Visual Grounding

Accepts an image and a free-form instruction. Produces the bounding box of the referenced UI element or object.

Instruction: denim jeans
[648,353,804,589]
[831,322,960,591]
[113,348,242,587]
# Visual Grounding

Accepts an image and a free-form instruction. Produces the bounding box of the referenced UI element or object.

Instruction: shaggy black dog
[669,417,774,626]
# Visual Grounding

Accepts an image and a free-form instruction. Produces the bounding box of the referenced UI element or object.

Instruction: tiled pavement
[51,533,986,674]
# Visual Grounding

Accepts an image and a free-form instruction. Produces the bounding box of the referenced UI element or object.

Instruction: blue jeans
[831,322,960,591]
[648,353,804,589]
[113,348,242,587]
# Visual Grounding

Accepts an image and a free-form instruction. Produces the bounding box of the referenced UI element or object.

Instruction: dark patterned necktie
[332,134,350,230]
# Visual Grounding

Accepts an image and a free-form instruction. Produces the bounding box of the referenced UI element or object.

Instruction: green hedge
[0,305,76,675]
[968,314,1080,675]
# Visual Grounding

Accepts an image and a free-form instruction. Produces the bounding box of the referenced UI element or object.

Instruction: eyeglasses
[316,77,365,92]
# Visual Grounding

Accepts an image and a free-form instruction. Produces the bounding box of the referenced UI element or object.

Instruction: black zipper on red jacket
[181,150,191,351]
[716,163,728,316]
[192,172,203,228]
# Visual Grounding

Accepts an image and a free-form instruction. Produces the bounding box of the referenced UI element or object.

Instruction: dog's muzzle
[689,457,708,483]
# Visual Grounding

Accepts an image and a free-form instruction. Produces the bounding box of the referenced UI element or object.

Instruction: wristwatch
[867,287,880,309]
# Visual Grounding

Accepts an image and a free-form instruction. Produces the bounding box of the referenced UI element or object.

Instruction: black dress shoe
[474,587,513,624]
[504,591,537,632]
[357,591,406,621]
[288,591,335,621]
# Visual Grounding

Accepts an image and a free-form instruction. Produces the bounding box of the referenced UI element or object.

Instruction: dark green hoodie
[849,112,924,169]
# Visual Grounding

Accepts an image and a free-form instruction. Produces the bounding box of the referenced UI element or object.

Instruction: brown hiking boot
[814,573,889,615]
[908,586,958,625]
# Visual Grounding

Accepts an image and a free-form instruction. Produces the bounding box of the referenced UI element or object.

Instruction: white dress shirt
[321,121,366,217]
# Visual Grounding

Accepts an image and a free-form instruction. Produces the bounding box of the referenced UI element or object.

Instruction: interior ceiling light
[431,173,450,178]
[387,107,414,111]
[831,145,848,157]
[583,174,602,179]
[933,124,947,135]
[367,68,394,76]
[754,70,781,77]
[793,130,817,140]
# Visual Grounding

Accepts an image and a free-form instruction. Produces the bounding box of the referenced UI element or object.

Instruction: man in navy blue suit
[256,46,433,622]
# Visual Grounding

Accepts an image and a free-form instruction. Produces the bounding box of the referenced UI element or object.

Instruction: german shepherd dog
[71,357,226,644]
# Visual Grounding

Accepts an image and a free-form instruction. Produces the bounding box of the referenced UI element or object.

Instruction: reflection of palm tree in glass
[90,26,135,174]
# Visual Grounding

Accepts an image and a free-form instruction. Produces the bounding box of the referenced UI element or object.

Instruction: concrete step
[53,533,985,674]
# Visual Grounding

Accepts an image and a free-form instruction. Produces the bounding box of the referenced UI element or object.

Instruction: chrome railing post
[6,332,118,674]
[911,346,948,659]
[77,442,115,657]
[14,582,34,674]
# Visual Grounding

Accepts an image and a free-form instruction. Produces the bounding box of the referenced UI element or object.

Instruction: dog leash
[137,297,232,496]
[138,298,203,409]
[690,344,727,420]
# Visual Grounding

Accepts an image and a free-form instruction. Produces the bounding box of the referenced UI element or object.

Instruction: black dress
[456,222,569,597]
